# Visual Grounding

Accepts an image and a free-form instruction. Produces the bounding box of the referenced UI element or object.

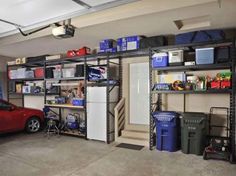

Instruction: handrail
[114,98,125,141]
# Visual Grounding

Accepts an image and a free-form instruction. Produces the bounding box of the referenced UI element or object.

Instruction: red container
[67,50,77,57]
[76,47,91,56]
[210,81,221,89]
[221,80,231,89]
[34,68,44,78]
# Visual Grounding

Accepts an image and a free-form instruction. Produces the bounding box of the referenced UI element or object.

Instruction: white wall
[0,55,14,100]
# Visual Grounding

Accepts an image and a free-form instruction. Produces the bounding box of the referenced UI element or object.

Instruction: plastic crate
[72,98,84,106]
[62,68,75,78]
[181,112,208,155]
[153,111,180,152]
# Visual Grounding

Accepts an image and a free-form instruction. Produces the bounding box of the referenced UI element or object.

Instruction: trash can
[153,111,180,152]
[181,112,208,155]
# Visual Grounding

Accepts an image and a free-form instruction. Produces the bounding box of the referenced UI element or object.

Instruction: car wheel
[26,117,41,133]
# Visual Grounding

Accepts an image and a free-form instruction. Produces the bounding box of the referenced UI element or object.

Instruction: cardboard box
[158,73,186,83]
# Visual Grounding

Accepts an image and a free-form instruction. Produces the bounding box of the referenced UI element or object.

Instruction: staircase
[114,98,149,147]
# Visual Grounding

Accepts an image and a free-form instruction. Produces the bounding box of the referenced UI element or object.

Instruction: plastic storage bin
[181,112,208,155]
[196,48,214,65]
[62,68,75,78]
[53,69,62,79]
[72,98,84,106]
[153,111,180,152]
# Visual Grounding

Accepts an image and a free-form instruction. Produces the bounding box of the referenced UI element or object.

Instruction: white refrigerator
[87,86,118,142]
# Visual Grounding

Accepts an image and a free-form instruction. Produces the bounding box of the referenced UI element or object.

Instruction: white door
[87,102,107,141]
[129,62,149,125]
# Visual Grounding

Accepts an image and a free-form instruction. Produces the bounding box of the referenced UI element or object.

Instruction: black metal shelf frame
[7,61,45,107]
[149,39,236,162]
[43,57,88,139]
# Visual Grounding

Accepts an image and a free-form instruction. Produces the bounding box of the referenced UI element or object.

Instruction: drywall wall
[0,55,14,100]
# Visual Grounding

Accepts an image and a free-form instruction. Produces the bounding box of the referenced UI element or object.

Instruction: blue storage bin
[196,47,214,65]
[99,39,116,50]
[152,53,168,68]
[72,98,84,106]
[153,111,180,152]
[117,38,127,51]
[126,36,142,50]
[117,36,143,51]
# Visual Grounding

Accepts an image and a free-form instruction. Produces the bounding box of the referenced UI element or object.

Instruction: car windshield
[0,101,12,110]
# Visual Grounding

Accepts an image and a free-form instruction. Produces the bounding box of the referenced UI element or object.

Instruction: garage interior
[0,0,236,176]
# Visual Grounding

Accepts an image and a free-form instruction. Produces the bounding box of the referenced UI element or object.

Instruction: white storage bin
[25,70,34,78]
[9,70,18,79]
[53,69,62,78]
[62,68,75,78]
[17,68,27,79]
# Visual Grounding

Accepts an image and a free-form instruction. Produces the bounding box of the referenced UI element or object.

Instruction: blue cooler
[196,48,214,65]
[152,53,168,68]
[153,111,180,152]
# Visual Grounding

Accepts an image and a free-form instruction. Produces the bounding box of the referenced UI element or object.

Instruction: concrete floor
[0,132,235,176]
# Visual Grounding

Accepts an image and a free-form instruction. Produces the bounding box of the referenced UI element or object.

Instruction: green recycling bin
[181,112,208,155]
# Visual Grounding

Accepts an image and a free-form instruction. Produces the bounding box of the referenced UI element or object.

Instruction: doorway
[129,62,149,125]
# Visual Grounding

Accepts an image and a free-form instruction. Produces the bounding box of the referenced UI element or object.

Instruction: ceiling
[0,0,236,58]
[0,0,136,37]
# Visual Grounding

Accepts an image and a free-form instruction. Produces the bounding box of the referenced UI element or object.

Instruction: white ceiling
[0,0,133,37]
[0,0,236,58]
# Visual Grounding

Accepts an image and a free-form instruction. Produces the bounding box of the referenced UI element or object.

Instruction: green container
[181,112,208,155]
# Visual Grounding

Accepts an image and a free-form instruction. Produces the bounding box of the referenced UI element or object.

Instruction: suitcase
[139,36,167,48]
[175,30,225,45]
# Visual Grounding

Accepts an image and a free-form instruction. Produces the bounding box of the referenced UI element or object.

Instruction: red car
[0,99,44,133]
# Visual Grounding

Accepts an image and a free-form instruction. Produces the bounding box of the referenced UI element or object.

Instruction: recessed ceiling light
[174,15,211,31]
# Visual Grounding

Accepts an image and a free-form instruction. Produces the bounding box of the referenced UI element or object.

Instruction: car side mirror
[8,105,16,111]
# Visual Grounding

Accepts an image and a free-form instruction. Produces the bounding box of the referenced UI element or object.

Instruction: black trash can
[181,112,208,155]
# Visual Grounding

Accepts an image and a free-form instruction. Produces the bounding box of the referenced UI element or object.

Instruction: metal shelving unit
[7,61,45,107]
[43,57,88,138]
[149,39,236,162]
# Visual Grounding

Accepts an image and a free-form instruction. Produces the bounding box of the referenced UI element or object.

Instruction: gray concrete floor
[0,132,235,176]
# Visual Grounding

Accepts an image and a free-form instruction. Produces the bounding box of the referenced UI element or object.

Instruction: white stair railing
[114,98,125,141]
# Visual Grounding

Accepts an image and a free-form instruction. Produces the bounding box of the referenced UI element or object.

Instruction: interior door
[129,62,149,125]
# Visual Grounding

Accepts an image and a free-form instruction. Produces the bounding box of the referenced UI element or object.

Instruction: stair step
[121,130,149,139]
[116,136,149,147]
[125,124,149,132]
